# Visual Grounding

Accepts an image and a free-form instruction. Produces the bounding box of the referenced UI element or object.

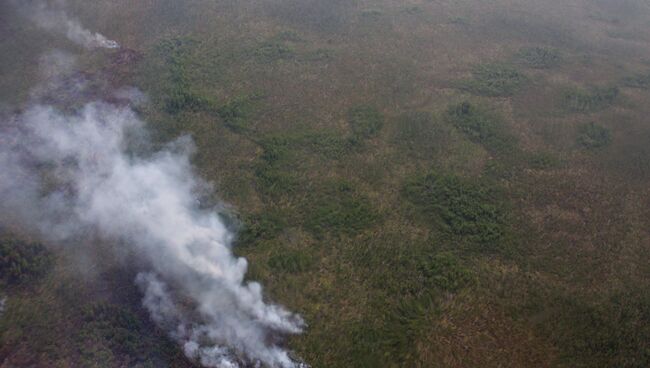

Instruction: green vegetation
[216,94,263,133]
[623,72,650,89]
[577,122,611,149]
[268,250,312,273]
[519,288,650,368]
[254,41,295,63]
[302,181,379,237]
[0,238,52,285]
[403,172,507,248]
[77,302,178,367]
[516,46,562,69]
[254,131,355,197]
[237,211,288,247]
[563,86,619,113]
[445,101,516,155]
[393,111,447,158]
[418,252,473,292]
[347,106,385,140]
[528,152,562,169]
[461,63,527,96]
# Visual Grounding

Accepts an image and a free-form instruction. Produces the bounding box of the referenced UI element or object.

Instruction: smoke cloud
[2,3,307,366]
[20,0,119,49]
[0,97,305,367]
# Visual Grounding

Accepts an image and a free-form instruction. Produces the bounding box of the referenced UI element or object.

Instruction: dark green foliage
[403,173,506,247]
[534,290,650,368]
[254,42,295,63]
[216,95,261,133]
[0,238,52,284]
[303,181,378,237]
[380,294,438,364]
[164,89,210,115]
[446,101,515,154]
[394,111,447,159]
[268,250,312,273]
[563,86,619,112]
[516,47,562,69]
[623,72,650,89]
[418,252,473,292]
[461,63,527,96]
[577,122,611,149]
[154,36,214,116]
[254,131,355,196]
[76,303,165,366]
[299,132,355,159]
[237,212,288,247]
[528,152,561,169]
[348,106,385,140]
[255,136,301,196]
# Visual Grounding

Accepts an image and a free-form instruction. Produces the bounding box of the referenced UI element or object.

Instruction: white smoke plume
[0,95,305,367]
[20,0,119,49]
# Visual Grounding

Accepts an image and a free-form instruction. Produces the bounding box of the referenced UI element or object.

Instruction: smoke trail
[20,0,119,49]
[0,92,304,368]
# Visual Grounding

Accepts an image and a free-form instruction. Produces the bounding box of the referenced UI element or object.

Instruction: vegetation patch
[77,302,169,367]
[253,41,295,63]
[268,250,312,273]
[236,211,288,247]
[216,94,263,134]
[562,86,619,113]
[445,101,516,155]
[622,72,650,89]
[302,181,379,237]
[393,111,447,159]
[0,238,53,285]
[461,63,527,97]
[516,46,562,69]
[403,172,507,248]
[528,152,561,169]
[528,289,650,368]
[577,122,611,149]
[418,252,473,292]
[347,106,385,140]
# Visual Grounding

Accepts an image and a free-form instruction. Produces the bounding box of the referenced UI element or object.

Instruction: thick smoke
[2,3,306,366]
[21,0,119,49]
[0,99,305,367]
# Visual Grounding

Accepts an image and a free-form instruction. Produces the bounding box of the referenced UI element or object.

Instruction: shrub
[577,122,611,149]
[623,72,650,89]
[403,172,506,247]
[538,290,650,368]
[418,252,473,292]
[348,106,385,139]
[0,238,52,284]
[254,136,301,197]
[445,101,515,154]
[268,250,312,273]
[77,302,155,365]
[254,42,295,63]
[516,47,562,69]
[461,63,527,97]
[303,181,379,237]
[216,95,261,133]
[394,111,446,158]
[528,152,561,169]
[563,87,619,113]
[164,89,210,115]
[237,212,288,247]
